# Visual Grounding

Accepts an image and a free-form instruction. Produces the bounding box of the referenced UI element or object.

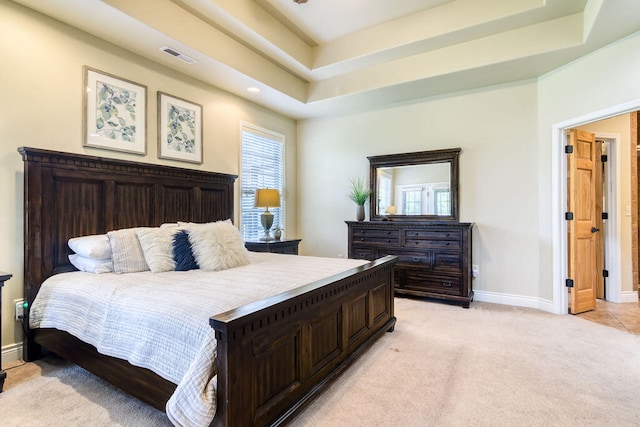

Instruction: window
[240,124,285,240]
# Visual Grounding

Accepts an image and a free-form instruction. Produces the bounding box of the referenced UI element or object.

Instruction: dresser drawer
[402,269,462,296]
[405,229,461,249]
[433,251,462,273]
[405,229,462,241]
[351,247,375,260]
[351,228,399,245]
[378,249,431,268]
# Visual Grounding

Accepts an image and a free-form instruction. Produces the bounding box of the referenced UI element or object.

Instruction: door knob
[591,227,600,233]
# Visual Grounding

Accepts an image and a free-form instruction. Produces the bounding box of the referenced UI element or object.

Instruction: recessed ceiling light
[247,87,260,93]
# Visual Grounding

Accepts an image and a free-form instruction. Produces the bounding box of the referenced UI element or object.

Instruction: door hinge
[566,279,574,288]
[603,270,609,278]
[565,212,574,220]
[565,145,574,154]
[602,212,608,220]
[601,154,608,162]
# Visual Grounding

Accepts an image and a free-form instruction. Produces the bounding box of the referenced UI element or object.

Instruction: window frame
[239,123,286,241]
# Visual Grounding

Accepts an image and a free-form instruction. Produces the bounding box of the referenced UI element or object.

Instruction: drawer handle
[360,238,364,242]
[386,239,391,243]
[411,257,421,262]
[386,231,390,235]
[414,241,419,245]
[442,282,452,287]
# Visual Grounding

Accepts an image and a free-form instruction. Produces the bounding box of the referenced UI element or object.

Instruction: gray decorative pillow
[187,220,250,271]
[107,228,150,274]
[136,227,178,273]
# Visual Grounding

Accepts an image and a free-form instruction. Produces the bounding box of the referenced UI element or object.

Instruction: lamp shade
[254,189,281,208]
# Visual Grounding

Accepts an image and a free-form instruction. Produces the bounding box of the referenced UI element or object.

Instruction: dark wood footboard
[211,255,397,426]
[30,255,396,426]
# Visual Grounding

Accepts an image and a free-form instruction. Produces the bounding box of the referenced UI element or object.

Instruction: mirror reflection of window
[402,188,422,214]
[377,171,392,214]
[435,188,450,215]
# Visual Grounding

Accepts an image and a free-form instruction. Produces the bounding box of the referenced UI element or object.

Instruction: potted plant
[347,177,371,221]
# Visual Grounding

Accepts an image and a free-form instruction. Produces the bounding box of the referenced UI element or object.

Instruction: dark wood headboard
[19,147,237,305]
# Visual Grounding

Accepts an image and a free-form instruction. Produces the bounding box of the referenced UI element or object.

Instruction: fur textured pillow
[173,230,199,271]
[187,220,250,271]
[107,228,150,274]
[136,227,179,273]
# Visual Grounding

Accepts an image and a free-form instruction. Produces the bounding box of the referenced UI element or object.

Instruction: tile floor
[576,299,640,335]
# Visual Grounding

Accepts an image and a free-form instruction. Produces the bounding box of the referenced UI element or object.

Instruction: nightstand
[245,239,301,255]
[0,271,12,393]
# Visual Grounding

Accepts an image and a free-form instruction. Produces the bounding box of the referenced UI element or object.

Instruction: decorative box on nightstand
[245,239,301,255]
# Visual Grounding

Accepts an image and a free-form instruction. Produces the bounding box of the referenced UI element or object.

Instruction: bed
[19,147,397,426]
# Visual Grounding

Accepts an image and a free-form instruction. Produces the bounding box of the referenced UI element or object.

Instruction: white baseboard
[473,290,555,313]
[620,291,639,303]
[1,342,23,365]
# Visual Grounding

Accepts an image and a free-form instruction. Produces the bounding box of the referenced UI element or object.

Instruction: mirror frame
[368,148,460,222]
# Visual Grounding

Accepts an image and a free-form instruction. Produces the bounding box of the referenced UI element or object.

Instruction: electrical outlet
[472,265,479,278]
[337,254,344,259]
[14,299,25,321]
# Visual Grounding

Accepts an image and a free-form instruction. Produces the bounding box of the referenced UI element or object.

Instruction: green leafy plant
[347,177,371,206]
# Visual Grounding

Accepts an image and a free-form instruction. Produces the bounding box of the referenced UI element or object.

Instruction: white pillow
[68,234,112,259]
[187,220,250,271]
[107,228,150,274]
[136,227,178,273]
[69,254,113,274]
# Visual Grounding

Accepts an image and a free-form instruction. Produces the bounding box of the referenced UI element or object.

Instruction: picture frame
[157,92,203,164]
[83,66,147,155]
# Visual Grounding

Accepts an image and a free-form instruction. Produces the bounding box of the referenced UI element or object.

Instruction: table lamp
[254,188,281,241]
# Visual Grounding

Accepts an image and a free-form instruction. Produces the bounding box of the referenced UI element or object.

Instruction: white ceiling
[10,0,640,119]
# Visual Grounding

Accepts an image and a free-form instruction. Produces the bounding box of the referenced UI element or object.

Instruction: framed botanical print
[83,66,147,154]
[157,92,203,164]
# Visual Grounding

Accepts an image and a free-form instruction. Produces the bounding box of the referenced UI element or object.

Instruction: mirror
[368,148,460,222]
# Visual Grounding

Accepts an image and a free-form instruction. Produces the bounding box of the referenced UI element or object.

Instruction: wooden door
[567,129,602,314]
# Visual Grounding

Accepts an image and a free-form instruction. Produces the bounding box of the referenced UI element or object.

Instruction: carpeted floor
[2,298,640,426]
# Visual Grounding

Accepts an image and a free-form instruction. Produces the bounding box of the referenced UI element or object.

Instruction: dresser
[346,221,473,307]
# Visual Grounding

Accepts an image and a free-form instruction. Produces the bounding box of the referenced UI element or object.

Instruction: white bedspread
[29,252,369,427]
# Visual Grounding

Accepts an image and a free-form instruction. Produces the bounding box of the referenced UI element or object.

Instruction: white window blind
[240,124,285,240]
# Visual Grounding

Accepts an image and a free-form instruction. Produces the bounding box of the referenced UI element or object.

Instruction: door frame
[552,99,640,314]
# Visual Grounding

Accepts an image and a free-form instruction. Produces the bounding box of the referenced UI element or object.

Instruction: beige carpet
[2,298,640,426]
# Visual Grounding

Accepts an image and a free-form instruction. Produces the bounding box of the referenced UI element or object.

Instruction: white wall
[298,81,541,304]
[0,1,297,359]
[538,30,640,310]
[299,29,640,312]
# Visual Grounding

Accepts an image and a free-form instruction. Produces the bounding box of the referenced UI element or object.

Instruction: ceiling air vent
[160,46,197,64]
